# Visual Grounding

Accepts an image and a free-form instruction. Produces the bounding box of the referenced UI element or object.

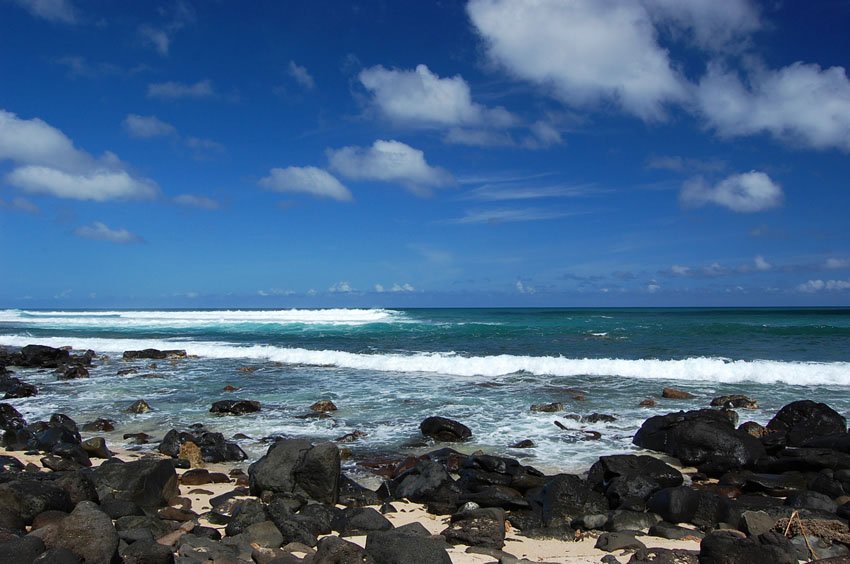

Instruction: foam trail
[0,309,401,327]
[1,335,849,386]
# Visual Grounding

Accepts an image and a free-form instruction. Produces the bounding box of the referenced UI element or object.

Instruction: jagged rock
[767,400,847,447]
[314,535,374,564]
[420,416,472,442]
[311,400,338,413]
[126,400,151,414]
[332,507,393,536]
[210,399,261,415]
[699,530,796,564]
[510,439,535,448]
[249,439,340,504]
[0,403,26,432]
[57,365,88,380]
[530,402,564,413]
[441,507,505,549]
[48,501,119,564]
[712,395,758,409]
[535,474,609,528]
[81,418,115,432]
[20,345,70,368]
[0,374,37,398]
[225,499,268,537]
[740,510,776,536]
[122,349,186,360]
[80,437,112,459]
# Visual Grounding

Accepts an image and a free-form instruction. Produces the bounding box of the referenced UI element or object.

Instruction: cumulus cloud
[259,166,352,201]
[754,255,772,271]
[173,194,219,209]
[288,61,315,90]
[696,62,850,151]
[359,64,515,128]
[13,0,77,24]
[680,171,782,213]
[0,109,158,201]
[467,0,688,121]
[147,80,215,100]
[644,0,761,52]
[375,283,416,293]
[123,114,177,138]
[329,281,353,293]
[328,140,452,196]
[798,279,850,293]
[74,222,141,243]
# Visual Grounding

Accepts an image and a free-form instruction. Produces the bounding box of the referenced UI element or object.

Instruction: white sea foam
[1,334,849,387]
[0,308,401,327]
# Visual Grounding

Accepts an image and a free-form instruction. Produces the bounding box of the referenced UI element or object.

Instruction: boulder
[122,349,186,360]
[535,474,609,528]
[249,439,340,504]
[332,507,393,536]
[157,428,246,463]
[594,532,646,552]
[57,366,88,380]
[662,388,695,399]
[530,402,564,413]
[311,400,338,412]
[0,403,26,432]
[314,535,374,564]
[81,437,111,459]
[633,409,765,470]
[210,399,261,415]
[365,528,452,564]
[48,501,119,564]
[0,479,73,523]
[89,459,178,508]
[766,400,847,447]
[126,400,151,414]
[699,530,796,564]
[119,540,175,564]
[80,419,115,433]
[441,507,505,549]
[0,536,46,563]
[389,459,456,505]
[420,416,472,442]
[0,374,37,399]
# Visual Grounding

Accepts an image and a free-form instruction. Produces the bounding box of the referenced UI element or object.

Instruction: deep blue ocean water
[2,307,849,472]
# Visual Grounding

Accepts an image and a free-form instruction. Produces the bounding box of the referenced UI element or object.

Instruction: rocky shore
[2,344,850,563]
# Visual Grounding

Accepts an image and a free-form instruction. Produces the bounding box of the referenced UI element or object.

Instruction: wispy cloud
[147,80,215,100]
[173,194,220,210]
[74,222,141,244]
[447,207,572,225]
[138,1,195,56]
[461,182,603,201]
[646,155,726,174]
[13,0,77,24]
[123,114,177,138]
[0,197,39,214]
[797,279,850,293]
[288,61,315,90]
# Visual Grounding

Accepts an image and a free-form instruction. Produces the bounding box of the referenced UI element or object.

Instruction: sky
[1,0,850,308]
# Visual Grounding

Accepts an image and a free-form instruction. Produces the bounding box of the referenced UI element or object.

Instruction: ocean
[1,307,849,474]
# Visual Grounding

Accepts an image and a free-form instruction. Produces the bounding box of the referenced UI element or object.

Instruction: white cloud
[257,288,294,297]
[798,279,850,293]
[328,140,452,196]
[644,0,761,52]
[516,280,535,294]
[123,114,177,138]
[448,207,569,224]
[139,26,170,56]
[523,120,563,149]
[467,0,688,121]
[259,166,352,202]
[173,194,219,209]
[359,64,515,128]
[374,284,385,293]
[462,183,600,201]
[147,80,215,100]
[137,1,194,56]
[288,61,315,90]
[697,62,850,151]
[391,283,415,293]
[754,255,772,271]
[14,0,77,24]
[826,258,850,269]
[74,222,141,244]
[8,166,158,201]
[680,171,783,213]
[647,281,661,293]
[671,265,690,275]
[0,109,158,201]
[329,281,353,293]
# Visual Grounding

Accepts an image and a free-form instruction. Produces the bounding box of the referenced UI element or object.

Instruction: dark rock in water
[595,532,646,552]
[20,345,70,368]
[123,432,150,445]
[0,536,46,563]
[738,421,767,438]
[48,501,119,564]
[249,439,340,504]
[662,387,695,399]
[0,403,26,432]
[633,409,765,470]
[530,402,564,413]
[81,418,115,432]
[0,374,37,398]
[766,400,847,447]
[699,530,797,564]
[332,507,393,536]
[314,535,374,564]
[311,399,338,412]
[57,365,88,379]
[510,439,535,448]
[712,395,758,409]
[119,540,174,564]
[640,398,657,407]
[420,416,472,442]
[583,413,617,423]
[336,430,367,443]
[126,400,151,414]
[441,507,505,549]
[122,349,186,360]
[210,399,261,415]
[366,528,452,564]
[89,459,178,509]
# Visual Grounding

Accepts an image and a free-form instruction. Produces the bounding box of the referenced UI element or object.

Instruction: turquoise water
[2,308,849,472]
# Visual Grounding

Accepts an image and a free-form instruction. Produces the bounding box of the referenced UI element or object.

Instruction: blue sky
[1,0,849,308]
